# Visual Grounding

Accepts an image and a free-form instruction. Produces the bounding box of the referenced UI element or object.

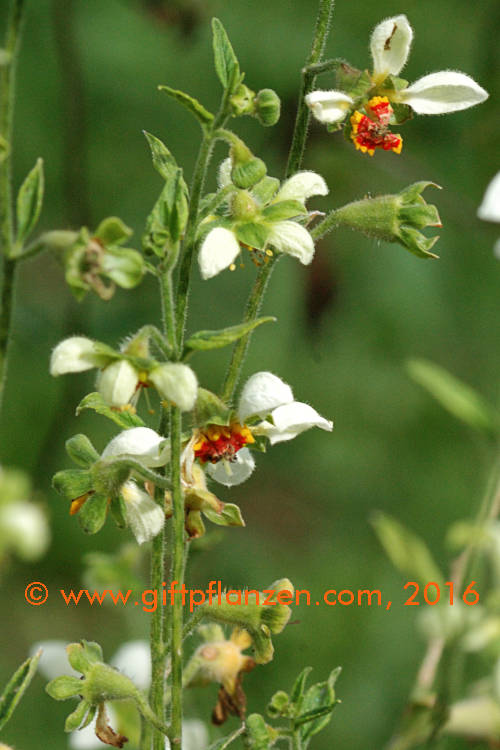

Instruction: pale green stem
[169,405,184,747]
[149,518,167,750]
[220,0,334,403]
[311,209,340,241]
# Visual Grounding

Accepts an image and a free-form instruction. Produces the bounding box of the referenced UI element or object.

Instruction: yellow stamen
[70,493,90,516]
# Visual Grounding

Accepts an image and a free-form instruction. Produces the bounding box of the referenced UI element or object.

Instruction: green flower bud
[229,83,256,117]
[333,182,442,259]
[231,160,267,190]
[267,690,290,718]
[231,190,259,220]
[149,362,198,411]
[244,713,279,749]
[254,89,281,126]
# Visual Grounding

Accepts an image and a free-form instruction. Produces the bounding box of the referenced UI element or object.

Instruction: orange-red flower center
[350,97,402,156]
[193,423,254,464]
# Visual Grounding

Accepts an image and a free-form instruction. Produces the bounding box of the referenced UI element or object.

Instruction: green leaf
[371,511,444,587]
[290,666,313,706]
[194,388,231,427]
[211,18,240,92]
[143,131,178,180]
[0,651,41,731]
[15,158,44,247]
[297,678,337,744]
[203,502,245,527]
[185,316,275,353]
[76,392,145,429]
[159,85,214,127]
[407,359,498,436]
[251,176,280,206]
[94,216,132,246]
[261,200,307,222]
[78,492,109,534]
[235,222,269,251]
[143,169,189,257]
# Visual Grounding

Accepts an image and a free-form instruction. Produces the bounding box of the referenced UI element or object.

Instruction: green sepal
[76,392,145,429]
[203,502,245,527]
[383,74,409,92]
[94,216,132,246]
[158,85,214,128]
[45,675,83,701]
[261,200,307,222]
[67,640,103,673]
[65,434,100,468]
[0,651,41,732]
[52,469,93,501]
[194,388,231,427]
[110,494,128,529]
[212,18,240,93]
[65,700,93,732]
[391,102,413,125]
[371,511,444,587]
[186,509,206,539]
[101,247,145,288]
[78,492,109,534]
[184,316,275,354]
[398,226,439,259]
[143,131,179,180]
[15,158,44,249]
[235,222,269,251]
[345,69,372,101]
[251,176,280,206]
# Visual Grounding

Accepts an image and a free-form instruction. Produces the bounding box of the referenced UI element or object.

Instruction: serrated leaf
[76,392,145,429]
[407,359,498,436]
[203,502,245,527]
[261,200,307,222]
[143,130,178,180]
[211,18,240,92]
[185,316,275,353]
[159,85,214,127]
[0,651,41,731]
[371,511,444,587]
[16,158,44,247]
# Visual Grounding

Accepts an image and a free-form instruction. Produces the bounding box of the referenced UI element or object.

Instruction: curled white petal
[97,360,139,407]
[370,15,413,78]
[30,641,77,680]
[267,221,315,265]
[0,502,50,561]
[111,640,151,690]
[400,71,489,114]
[198,227,240,280]
[121,480,165,544]
[238,371,294,423]
[305,90,353,124]
[258,402,333,445]
[101,427,168,468]
[50,337,102,376]
[206,448,255,487]
[274,171,328,204]
[478,172,500,223]
[149,363,198,412]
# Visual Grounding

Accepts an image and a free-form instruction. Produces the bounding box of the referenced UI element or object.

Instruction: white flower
[0,501,50,561]
[120,480,165,544]
[149,363,198,411]
[306,14,488,124]
[50,337,105,375]
[96,359,140,407]
[33,640,207,750]
[199,227,241,280]
[478,171,500,258]
[101,427,169,468]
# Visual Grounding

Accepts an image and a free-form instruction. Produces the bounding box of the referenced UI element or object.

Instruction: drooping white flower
[478,171,500,258]
[101,427,169,468]
[149,363,198,411]
[50,337,105,375]
[96,359,140,407]
[120,480,165,545]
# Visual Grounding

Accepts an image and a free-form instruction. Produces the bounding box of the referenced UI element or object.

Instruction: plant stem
[0,0,26,417]
[220,0,334,403]
[169,405,184,747]
[149,517,167,750]
[311,209,339,241]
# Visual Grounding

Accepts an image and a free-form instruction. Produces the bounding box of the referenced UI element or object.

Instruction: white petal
[50,337,103,376]
[238,371,294,423]
[263,401,333,444]
[111,640,151,691]
[274,171,328,204]
[182,720,209,750]
[267,221,315,264]
[149,363,198,412]
[198,227,240,280]
[101,427,168,468]
[0,502,50,561]
[217,158,232,189]
[206,448,255,486]
[478,172,500,223]
[121,480,165,544]
[305,90,354,124]
[370,15,413,78]
[400,71,488,114]
[30,641,77,680]
[97,360,139,407]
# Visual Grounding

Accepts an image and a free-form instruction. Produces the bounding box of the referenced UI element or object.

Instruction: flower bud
[231,159,267,190]
[97,359,139,407]
[333,182,442,259]
[231,190,259,220]
[229,83,256,116]
[267,690,290,718]
[254,89,281,126]
[149,363,198,411]
[244,713,279,749]
[50,336,107,376]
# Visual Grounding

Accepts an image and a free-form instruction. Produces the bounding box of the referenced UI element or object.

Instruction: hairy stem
[149,520,167,750]
[220,0,335,403]
[169,405,184,747]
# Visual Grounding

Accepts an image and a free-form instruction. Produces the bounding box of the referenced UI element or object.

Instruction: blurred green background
[1,0,499,747]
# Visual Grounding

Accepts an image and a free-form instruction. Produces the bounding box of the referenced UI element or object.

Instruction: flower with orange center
[193,423,254,465]
[350,96,402,156]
